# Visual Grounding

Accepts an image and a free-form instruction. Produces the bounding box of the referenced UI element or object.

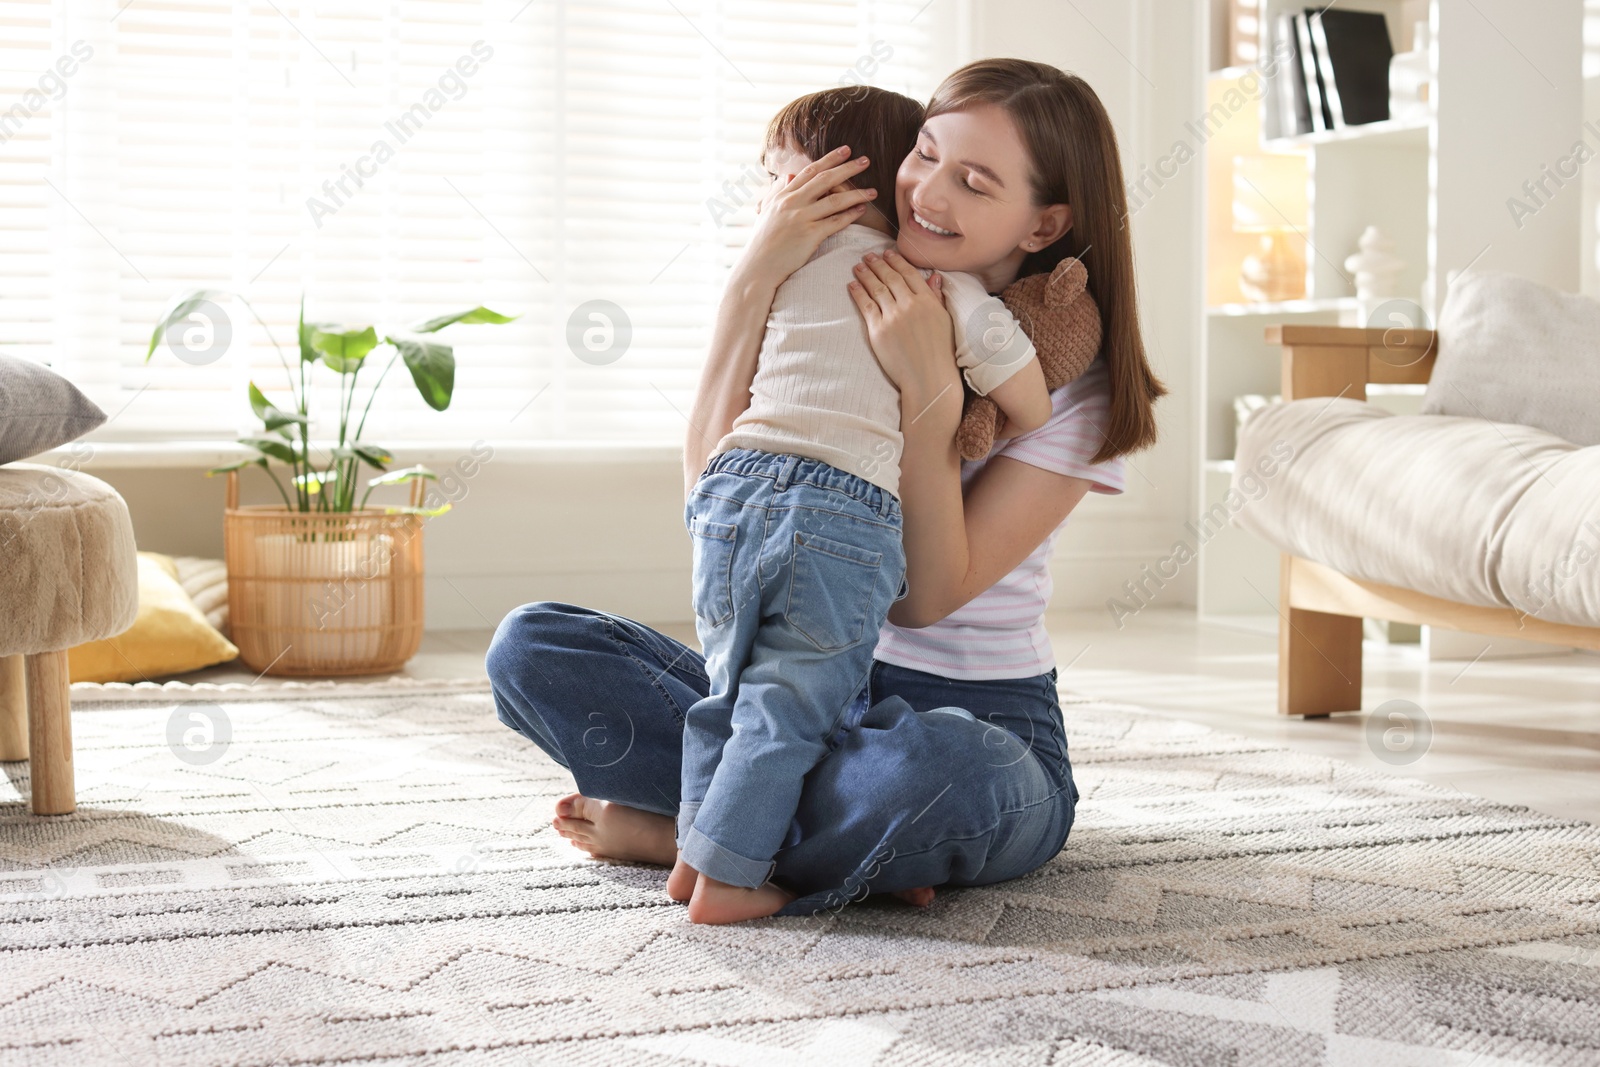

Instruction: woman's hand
[736,146,879,292]
[847,249,962,437]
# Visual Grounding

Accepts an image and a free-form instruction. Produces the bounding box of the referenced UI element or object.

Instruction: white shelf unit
[1195,0,1583,625]
[1261,115,1428,151]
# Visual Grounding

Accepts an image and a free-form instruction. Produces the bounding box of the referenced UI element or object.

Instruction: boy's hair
[763,86,923,234]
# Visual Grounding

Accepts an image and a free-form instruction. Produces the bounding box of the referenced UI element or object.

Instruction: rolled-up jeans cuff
[675,801,701,849]
[680,825,777,889]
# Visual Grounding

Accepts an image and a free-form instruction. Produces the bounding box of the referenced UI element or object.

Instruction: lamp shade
[1232,154,1308,233]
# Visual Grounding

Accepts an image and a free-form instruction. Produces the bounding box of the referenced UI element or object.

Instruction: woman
[487,59,1164,917]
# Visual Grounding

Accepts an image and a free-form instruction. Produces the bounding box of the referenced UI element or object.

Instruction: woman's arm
[682,272,779,497]
[895,450,1094,627]
[682,147,881,496]
[849,250,1094,627]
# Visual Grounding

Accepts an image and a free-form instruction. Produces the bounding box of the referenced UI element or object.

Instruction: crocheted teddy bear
[955,256,1102,462]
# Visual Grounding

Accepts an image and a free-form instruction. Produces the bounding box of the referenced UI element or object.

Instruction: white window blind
[0,0,945,446]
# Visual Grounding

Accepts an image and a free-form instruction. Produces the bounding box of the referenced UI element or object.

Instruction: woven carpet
[1,680,1598,1065]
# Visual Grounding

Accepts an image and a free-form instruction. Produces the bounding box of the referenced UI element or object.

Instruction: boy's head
[762,86,924,234]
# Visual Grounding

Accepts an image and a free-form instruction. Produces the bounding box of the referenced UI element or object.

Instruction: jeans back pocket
[784,529,885,652]
[688,516,737,627]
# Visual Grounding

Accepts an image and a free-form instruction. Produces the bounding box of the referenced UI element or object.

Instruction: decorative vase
[1343,226,1406,317]
[1390,20,1431,124]
[222,471,425,676]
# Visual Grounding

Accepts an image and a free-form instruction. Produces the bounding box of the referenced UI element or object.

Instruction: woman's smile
[908,210,960,238]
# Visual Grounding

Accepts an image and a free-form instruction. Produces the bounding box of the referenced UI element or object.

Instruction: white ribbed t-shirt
[711,225,1037,499]
[873,357,1127,680]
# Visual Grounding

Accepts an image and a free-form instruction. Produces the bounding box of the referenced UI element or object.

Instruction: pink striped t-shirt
[873,356,1126,681]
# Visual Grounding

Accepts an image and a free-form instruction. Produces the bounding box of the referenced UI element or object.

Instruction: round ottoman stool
[0,463,138,814]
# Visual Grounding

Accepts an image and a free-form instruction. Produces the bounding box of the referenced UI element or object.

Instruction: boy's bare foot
[686,872,795,925]
[891,887,936,908]
[666,855,697,902]
[550,792,677,867]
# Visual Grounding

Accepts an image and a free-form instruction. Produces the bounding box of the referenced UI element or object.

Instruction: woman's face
[893,103,1067,287]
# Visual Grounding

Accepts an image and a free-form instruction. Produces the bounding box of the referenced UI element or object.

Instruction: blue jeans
[679,448,906,888]
[487,615,1081,918]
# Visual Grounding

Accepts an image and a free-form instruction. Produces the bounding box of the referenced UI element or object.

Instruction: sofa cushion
[0,352,107,464]
[1495,442,1600,627]
[1232,397,1600,626]
[1422,269,1600,446]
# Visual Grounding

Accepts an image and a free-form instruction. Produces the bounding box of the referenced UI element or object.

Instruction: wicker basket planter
[223,471,425,676]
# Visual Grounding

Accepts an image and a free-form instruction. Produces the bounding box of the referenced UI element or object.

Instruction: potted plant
[148,292,516,676]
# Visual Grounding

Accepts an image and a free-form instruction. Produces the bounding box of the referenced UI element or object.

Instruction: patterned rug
[2,680,1598,1065]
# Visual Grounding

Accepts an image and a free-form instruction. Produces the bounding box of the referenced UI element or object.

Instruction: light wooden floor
[188,607,1600,825]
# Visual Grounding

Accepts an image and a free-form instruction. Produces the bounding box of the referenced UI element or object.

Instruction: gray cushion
[0,352,106,464]
[1421,269,1600,445]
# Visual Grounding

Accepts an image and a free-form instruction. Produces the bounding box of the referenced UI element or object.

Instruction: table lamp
[1232,154,1308,302]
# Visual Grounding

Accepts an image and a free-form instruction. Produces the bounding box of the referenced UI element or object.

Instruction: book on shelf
[1310,9,1394,128]
[1275,12,1314,137]
[1269,9,1395,138]
[1294,13,1333,131]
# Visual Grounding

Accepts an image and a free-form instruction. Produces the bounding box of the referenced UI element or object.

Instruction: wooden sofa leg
[24,650,74,815]
[0,655,25,761]
[1279,559,1363,717]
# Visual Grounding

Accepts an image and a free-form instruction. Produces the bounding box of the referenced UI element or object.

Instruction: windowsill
[36,439,684,470]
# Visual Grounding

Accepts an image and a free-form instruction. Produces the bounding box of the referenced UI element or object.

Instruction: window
[0,0,946,445]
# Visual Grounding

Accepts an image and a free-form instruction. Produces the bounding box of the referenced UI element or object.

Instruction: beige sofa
[1230,298,1600,716]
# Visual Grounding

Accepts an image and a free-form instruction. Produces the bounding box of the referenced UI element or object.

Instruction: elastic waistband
[703,448,899,520]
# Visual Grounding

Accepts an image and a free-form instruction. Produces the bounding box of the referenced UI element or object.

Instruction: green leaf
[206,456,267,476]
[381,502,453,518]
[331,445,391,468]
[364,464,436,488]
[297,296,316,364]
[351,442,392,470]
[249,381,308,433]
[147,289,228,360]
[387,336,455,411]
[239,436,298,464]
[311,325,379,373]
[410,306,518,333]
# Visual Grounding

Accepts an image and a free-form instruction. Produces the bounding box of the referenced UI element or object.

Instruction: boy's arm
[944,272,1051,435]
[983,357,1051,434]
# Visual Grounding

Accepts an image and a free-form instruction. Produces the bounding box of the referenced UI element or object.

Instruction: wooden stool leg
[0,656,26,761]
[24,650,74,815]
[1279,557,1363,717]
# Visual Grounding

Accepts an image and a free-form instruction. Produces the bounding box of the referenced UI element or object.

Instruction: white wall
[1433,0,1583,307]
[80,450,694,632]
[79,1,1204,632]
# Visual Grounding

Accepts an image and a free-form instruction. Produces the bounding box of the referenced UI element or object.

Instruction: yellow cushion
[69,552,238,683]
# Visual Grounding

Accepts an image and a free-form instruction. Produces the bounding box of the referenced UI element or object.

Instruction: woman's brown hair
[928,58,1165,461]
[764,86,924,234]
